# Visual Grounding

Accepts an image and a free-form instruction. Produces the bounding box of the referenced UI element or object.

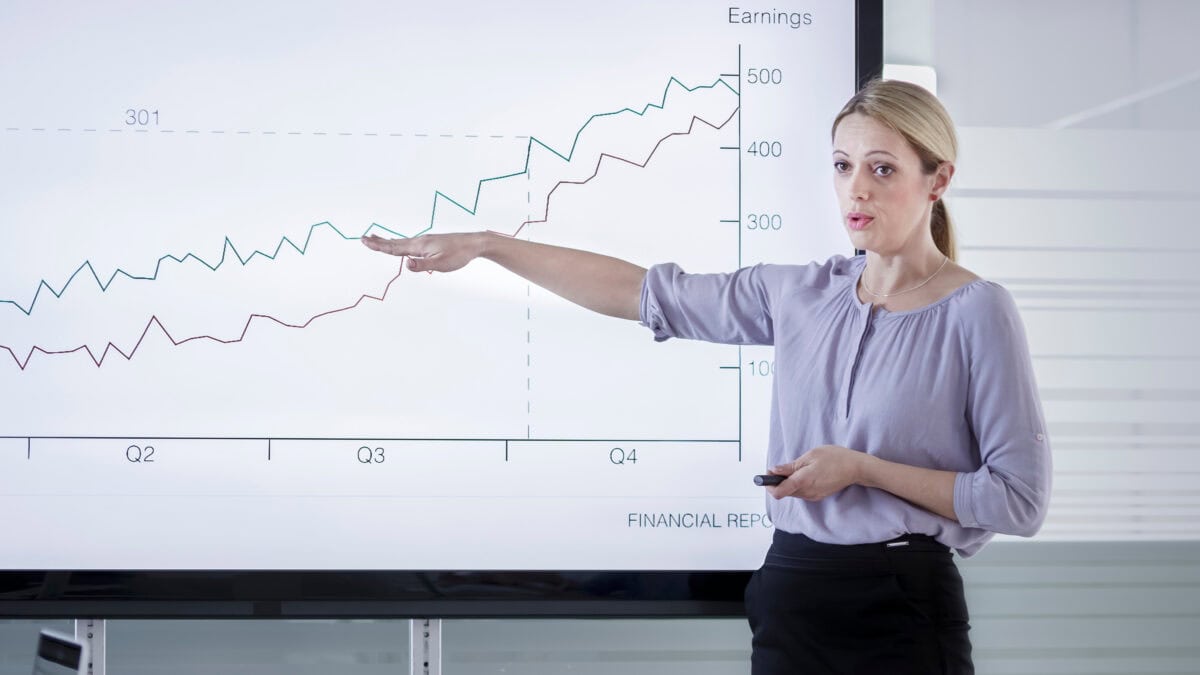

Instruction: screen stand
[73,618,105,675]
[410,618,442,674]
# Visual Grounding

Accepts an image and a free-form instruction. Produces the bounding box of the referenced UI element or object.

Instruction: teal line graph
[2,76,739,317]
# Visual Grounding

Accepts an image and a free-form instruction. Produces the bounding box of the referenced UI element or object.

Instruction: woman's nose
[848,169,870,201]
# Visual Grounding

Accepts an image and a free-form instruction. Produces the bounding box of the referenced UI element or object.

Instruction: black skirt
[744,530,974,675]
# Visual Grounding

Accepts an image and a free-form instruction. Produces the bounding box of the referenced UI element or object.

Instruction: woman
[363,79,1052,674]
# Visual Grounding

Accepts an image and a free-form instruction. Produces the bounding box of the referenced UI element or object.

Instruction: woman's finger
[362,234,424,258]
[770,460,798,476]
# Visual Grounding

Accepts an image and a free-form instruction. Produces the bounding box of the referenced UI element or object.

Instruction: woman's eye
[874,165,894,176]
[834,161,848,172]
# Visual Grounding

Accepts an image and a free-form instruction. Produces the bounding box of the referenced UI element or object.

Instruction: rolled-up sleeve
[954,284,1053,537]
[639,263,774,345]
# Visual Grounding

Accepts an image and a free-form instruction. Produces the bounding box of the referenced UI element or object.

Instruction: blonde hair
[831,79,959,261]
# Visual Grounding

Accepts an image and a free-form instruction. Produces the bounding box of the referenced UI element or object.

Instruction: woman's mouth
[847,213,874,231]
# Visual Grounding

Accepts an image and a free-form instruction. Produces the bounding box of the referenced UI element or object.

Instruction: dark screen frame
[0,0,884,619]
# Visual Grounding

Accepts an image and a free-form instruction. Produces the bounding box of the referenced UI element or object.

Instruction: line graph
[1,77,736,318]
[0,0,858,572]
[3,266,404,370]
[2,107,739,369]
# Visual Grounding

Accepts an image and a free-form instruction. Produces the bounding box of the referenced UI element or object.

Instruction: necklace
[860,255,949,298]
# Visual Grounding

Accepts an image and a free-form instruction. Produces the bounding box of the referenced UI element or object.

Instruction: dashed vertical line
[526,163,532,440]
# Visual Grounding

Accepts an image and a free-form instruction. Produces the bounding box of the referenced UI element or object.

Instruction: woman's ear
[931,161,955,200]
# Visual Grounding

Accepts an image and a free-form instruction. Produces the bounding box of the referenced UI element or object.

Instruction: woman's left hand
[766,445,867,501]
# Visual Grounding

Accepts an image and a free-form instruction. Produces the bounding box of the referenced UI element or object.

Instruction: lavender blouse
[639,253,1052,557]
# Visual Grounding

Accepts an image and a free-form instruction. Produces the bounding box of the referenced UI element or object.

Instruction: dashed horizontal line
[3,127,529,139]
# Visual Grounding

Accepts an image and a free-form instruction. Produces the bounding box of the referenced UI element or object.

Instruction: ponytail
[931,199,957,262]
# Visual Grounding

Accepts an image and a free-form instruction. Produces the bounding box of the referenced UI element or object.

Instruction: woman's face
[832,112,951,255]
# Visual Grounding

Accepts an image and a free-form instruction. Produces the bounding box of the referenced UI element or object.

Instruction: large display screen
[0,1,858,570]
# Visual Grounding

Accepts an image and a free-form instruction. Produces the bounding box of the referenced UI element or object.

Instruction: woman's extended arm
[362,231,646,321]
